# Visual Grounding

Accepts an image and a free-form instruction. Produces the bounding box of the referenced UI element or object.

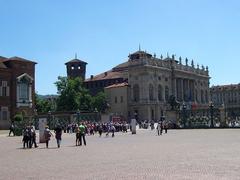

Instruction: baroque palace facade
[210,84,240,118]
[66,49,210,122]
[0,56,36,129]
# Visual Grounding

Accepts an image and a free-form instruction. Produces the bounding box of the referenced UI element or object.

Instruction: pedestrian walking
[9,123,15,136]
[22,127,30,148]
[160,121,163,135]
[54,124,62,148]
[164,122,168,134]
[44,126,53,148]
[30,125,38,148]
[98,124,103,137]
[75,125,81,146]
[156,122,161,136]
[79,123,86,146]
[111,125,116,137]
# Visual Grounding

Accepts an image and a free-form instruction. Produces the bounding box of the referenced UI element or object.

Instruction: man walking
[9,122,15,136]
[156,122,161,136]
[79,123,86,146]
[54,124,62,148]
[31,125,38,148]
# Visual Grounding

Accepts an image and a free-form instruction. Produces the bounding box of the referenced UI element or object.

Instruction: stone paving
[1,128,240,180]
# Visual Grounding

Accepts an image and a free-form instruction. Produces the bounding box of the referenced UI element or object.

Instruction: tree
[55,76,92,111]
[92,92,109,113]
[35,93,54,113]
[54,76,108,112]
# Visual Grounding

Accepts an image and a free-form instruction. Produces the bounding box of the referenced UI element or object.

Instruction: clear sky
[1,0,240,95]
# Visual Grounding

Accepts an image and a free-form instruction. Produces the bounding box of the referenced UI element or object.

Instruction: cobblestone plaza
[1,129,240,180]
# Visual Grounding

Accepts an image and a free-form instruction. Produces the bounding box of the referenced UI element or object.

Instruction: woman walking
[44,126,53,148]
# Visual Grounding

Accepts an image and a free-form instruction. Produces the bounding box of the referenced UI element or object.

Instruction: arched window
[158,84,163,101]
[149,84,154,101]
[165,86,169,101]
[133,84,140,102]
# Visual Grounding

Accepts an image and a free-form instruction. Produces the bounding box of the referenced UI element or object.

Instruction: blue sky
[1,0,240,95]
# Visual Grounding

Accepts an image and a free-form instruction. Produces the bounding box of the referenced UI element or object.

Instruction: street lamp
[94,108,98,122]
[182,103,187,128]
[34,109,38,129]
[209,101,214,128]
[76,109,80,125]
[48,110,51,128]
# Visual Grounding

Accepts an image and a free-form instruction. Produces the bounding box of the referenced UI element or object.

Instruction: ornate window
[16,73,33,107]
[19,77,29,100]
[158,84,163,101]
[149,84,154,101]
[0,81,9,97]
[133,84,140,102]
[165,86,169,101]
[1,107,9,121]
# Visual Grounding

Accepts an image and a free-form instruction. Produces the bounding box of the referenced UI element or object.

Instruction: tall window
[1,107,8,121]
[201,90,204,103]
[19,82,29,100]
[158,84,163,101]
[1,81,9,96]
[115,96,118,103]
[149,84,154,101]
[2,86,7,96]
[205,90,208,103]
[195,89,198,102]
[133,84,140,102]
[165,86,169,101]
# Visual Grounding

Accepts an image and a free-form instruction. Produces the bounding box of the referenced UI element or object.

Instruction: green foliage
[54,76,108,112]
[92,92,109,113]
[14,114,23,122]
[55,76,91,111]
[35,93,54,113]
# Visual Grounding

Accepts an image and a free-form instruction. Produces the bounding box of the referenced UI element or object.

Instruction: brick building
[0,56,37,129]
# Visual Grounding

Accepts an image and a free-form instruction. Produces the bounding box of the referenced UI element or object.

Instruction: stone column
[181,78,184,102]
[187,79,190,102]
[220,106,227,127]
[39,118,47,143]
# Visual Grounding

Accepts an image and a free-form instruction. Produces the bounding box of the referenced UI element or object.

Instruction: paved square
[0,129,240,180]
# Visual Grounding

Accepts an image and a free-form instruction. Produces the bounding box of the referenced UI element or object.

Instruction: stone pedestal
[39,118,47,143]
[220,107,227,128]
[131,119,136,134]
[166,110,178,124]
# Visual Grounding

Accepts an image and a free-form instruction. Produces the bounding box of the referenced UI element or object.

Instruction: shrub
[14,114,23,122]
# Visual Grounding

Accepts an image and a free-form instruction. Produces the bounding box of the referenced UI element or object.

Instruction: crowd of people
[14,120,168,149]
[21,121,130,149]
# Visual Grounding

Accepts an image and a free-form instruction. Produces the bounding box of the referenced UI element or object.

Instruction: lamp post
[209,102,214,128]
[76,109,80,125]
[182,103,187,128]
[48,110,51,128]
[34,109,38,129]
[94,108,98,122]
